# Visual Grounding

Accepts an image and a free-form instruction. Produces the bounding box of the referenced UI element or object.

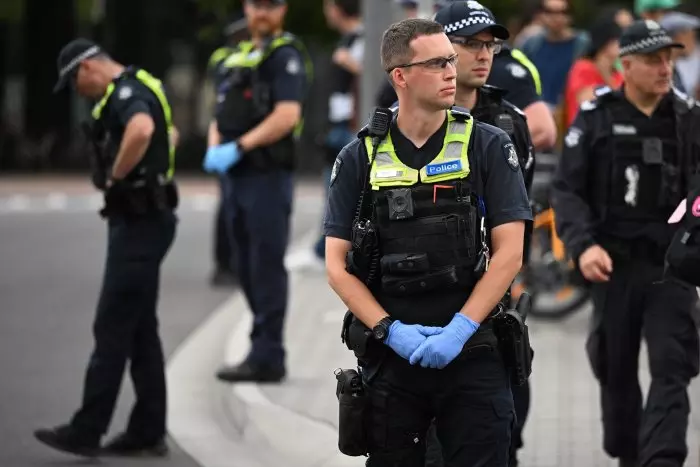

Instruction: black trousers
[214,176,236,272]
[587,258,699,465]
[70,211,177,442]
[364,333,514,467]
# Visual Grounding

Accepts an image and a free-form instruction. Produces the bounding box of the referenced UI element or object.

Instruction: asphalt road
[0,177,322,467]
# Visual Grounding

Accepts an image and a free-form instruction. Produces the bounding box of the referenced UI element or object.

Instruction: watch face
[374,328,386,340]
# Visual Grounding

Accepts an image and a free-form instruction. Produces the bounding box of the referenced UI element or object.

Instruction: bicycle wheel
[521,224,590,320]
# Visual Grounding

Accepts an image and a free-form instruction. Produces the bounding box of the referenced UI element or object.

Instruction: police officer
[203,0,311,383]
[326,18,532,466]
[35,38,178,457]
[430,5,538,466]
[551,20,700,467]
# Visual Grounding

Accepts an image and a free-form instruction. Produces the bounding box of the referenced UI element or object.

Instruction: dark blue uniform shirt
[324,114,533,242]
[487,48,540,112]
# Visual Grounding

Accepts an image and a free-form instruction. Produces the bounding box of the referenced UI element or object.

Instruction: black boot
[216,360,285,383]
[101,432,168,457]
[34,424,100,457]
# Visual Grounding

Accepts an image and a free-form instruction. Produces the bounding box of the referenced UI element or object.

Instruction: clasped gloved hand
[384,320,443,361]
[409,313,480,369]
[203,142,242,174]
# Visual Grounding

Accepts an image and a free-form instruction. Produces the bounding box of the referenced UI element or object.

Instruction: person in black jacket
[551,20,700,467]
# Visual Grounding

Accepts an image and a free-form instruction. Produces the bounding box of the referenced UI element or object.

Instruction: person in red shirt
[565,16,625,126]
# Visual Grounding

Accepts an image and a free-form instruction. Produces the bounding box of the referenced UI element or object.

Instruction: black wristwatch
[372,317,393,341]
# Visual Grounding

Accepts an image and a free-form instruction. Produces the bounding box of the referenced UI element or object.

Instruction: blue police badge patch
[426,160,462,176]
[330,157,343,186]
[503,143,519,171]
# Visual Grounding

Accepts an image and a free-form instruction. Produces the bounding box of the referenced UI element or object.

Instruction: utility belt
[100,179,178,218]
[334,293,533,457]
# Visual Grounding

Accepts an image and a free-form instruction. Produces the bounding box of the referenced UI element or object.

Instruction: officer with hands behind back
[325,18,532,466]
[35,38,178,458]
[203,0,311,383]
[551,20,700,467]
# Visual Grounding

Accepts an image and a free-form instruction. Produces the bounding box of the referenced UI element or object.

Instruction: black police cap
[53,38,104,93]
[619,19,684,57]
[434,1,509,41]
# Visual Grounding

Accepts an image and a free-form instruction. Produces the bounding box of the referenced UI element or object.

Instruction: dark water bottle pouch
[335,368,369,457]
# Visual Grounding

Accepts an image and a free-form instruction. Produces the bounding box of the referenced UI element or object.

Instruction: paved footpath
[219,259,700,467]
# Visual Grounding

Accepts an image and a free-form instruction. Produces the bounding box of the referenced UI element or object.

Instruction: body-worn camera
[386,188,414,221]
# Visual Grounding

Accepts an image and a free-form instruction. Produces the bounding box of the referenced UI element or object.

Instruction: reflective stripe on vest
[222,34,313,138]
[511,49,542,97]
[364,112,474,189]
[91,69,176,180]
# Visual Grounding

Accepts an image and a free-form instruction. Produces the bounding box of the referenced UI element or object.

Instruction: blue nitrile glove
[384,320,443,361]
[409,313,480,369]
[203,142,241,174]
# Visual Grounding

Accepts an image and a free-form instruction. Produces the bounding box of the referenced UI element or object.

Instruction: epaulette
[579,87,616,112]
[672,87,698,110]
[480,84,507,99]
[449,106,471,121]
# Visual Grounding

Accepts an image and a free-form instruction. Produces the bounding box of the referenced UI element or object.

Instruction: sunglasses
[388,54,458,73]
[449,37,502,54]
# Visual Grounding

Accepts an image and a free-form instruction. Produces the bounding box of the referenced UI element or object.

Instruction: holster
[334,367,369,457]
[493,294,533,386]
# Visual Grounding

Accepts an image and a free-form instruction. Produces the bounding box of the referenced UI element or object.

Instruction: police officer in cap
[326,18,531,466]
[204,0,311,383]
[428,4,541,466]
[34,38,178,457]
[551,19,700,467]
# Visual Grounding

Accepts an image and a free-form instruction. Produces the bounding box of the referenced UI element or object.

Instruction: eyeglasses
[388,54,458,72]
[449,37,502,54]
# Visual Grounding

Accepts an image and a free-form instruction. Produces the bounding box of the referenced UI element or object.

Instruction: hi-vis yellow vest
[364,111,474,189]
[92,69,175,180]
[221,34,313,137]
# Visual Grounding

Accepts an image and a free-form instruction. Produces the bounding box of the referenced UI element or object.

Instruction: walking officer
[203,0,312,383]
[326,18,532,466]
[551,20,700,467]
[35,38,178,457]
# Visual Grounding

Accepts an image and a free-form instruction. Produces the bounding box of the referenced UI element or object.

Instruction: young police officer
[204,0,311,383]
[35,38,178,457]
[552,20,700,467]
[326,18,531,466]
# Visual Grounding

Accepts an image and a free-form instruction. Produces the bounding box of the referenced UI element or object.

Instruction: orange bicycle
[514,156,590,319]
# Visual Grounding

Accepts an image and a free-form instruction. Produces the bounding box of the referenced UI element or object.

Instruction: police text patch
[503,143,519,171]
[330,157,343,186]
[426,160,462,176]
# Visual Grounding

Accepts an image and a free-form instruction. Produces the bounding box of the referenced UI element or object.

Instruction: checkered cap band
[443,16,495,34]
[619,34,673,55]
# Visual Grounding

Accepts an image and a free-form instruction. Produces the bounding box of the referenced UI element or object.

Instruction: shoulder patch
[330,157,343,186]
[506,63,527,79]
[285,56,301,74]
[564,126,583,147]
[118,86,133,100]
[503,142,519,171]
[580,99,597,112]
[594,86,611,97]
